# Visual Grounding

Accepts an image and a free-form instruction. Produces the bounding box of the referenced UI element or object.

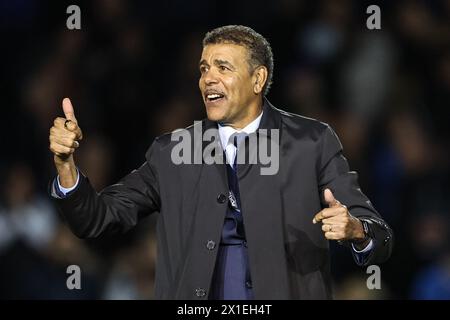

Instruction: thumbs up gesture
[49,98,83,165]
[313,188,366,243]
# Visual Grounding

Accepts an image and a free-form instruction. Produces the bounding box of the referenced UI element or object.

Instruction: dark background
[0,0,449,299]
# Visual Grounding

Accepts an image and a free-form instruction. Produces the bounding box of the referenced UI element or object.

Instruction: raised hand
[49,98,83,160]
[49,98,83,187]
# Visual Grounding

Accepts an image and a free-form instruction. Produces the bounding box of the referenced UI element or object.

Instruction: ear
[252,66,268,95]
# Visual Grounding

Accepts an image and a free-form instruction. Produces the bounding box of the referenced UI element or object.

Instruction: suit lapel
[237,99,291,299]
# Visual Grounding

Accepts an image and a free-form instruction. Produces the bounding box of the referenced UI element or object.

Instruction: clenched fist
[49,98,83,188]
[313,189,369,249]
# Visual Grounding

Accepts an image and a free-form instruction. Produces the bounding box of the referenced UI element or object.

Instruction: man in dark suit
[49,25,393,299]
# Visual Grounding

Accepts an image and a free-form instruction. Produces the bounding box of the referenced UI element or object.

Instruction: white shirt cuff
[56,169,80,196]
[351,239,374,253]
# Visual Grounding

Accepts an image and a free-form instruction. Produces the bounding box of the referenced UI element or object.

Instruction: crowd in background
[0,0,449,299]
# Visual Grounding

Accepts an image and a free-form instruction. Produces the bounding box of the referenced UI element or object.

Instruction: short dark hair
[202,25,274,96]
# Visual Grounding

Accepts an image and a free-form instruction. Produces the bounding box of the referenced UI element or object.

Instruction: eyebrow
[199,59,235,70]
[214,59,234,69]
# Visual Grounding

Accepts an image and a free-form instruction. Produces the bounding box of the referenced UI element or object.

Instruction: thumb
[62,98,77,123]
[324,188,339,207]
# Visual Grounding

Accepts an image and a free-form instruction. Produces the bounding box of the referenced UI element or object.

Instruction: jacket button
[217,193,227,204]
[195,288,206,297]
[245,280,253,289]
[384,236,390,245]
[206,240,216,250]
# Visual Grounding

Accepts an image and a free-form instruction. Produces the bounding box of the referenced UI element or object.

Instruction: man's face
[199,43,257,127]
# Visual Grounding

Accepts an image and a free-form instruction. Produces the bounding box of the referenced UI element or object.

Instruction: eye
[199,65,208,74]
[219,65,229,71]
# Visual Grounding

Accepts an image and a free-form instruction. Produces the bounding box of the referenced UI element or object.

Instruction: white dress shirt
[218,111,263,167]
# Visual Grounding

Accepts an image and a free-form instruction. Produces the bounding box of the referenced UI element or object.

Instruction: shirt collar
[217,111,263,150]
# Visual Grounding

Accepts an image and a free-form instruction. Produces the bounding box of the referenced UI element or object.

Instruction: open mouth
[205,91,226,103]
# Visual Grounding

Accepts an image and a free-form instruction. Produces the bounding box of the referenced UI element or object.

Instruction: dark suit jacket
[50,99,393,299]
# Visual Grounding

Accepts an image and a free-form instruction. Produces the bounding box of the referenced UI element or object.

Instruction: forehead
[200,43,249,64]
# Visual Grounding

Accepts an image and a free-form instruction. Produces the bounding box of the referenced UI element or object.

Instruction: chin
[205,107,226,122]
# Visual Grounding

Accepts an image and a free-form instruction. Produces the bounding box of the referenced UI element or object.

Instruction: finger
[321,223,343,231]
[321,213,349,225]
[324,232,343,240]
[50,126,78,140]
[64,120,83,138]
[50,141,75,153]
[62,98,77,123]
[66,122,82,139]
[324,188,340,207]
[321,224,345,232]
[313,209,328,224]
[54,117,68,128]
[313,207,345,223]
[52,118,83,139]
[49,142,75,155]
[313,210,323,224]
[50,134,80,148]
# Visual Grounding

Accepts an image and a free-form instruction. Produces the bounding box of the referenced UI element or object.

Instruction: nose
[203,69,219,86]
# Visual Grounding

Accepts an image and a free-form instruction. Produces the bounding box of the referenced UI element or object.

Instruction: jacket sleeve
[317,124,393,266]
[49,140,161,239]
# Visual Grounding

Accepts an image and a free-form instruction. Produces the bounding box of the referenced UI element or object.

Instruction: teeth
[207,94,221,99]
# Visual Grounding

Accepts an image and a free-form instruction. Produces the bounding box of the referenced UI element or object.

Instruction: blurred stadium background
[0,0,449,299]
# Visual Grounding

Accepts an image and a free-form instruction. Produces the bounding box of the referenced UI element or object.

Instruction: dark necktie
[209,132,253,300]
[231,132,247,170]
